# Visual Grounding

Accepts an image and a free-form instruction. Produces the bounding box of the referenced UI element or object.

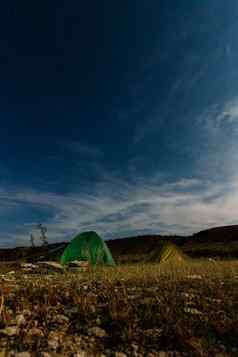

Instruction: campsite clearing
[0,260,237,356]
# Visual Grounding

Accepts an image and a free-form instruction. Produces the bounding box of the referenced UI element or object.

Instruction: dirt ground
[0,261,238,356]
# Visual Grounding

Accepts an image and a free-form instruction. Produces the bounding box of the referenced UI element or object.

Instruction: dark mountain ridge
[0,225,237,262]
[192,225,238,242]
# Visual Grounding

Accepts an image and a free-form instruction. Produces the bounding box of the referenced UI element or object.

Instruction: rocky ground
[0,261,238,356]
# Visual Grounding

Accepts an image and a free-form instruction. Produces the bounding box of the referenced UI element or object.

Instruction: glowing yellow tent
[146,242,185,263]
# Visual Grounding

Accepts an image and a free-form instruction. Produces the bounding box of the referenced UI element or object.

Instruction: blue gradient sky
[1,1,238,247]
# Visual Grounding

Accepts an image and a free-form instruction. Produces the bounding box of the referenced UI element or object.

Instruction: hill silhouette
[182,225,238,258]
[0,225,237,262]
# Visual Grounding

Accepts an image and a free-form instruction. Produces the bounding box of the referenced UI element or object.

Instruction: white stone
[88,326,107,338]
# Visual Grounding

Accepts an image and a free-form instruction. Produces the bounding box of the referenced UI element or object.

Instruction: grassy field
[0,260,238,356]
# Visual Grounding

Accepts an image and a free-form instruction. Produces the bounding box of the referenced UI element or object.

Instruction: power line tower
[30,233,35,248]
[37,223,48,247]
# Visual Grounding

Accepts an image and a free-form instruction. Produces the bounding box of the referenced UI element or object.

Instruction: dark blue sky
[1,1,238,247]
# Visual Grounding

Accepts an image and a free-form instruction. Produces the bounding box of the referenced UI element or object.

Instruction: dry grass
[0,260,238,356]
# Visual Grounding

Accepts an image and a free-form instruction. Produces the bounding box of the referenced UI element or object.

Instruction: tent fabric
[146,242,184,263]
[60,231,115,266]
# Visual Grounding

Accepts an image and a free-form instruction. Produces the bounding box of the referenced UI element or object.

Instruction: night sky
[1,1,238,247]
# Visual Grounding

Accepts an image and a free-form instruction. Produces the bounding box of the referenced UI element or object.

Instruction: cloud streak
[63,141,103,159]
[0,174,238,247]
[217,99,238,123]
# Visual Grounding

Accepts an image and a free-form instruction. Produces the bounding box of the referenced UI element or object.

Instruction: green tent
[60,231,115,266]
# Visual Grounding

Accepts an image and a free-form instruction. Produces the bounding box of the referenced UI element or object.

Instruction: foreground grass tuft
[0,260,238,356]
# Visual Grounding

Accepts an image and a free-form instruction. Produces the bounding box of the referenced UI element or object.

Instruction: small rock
[48,337,59,351]
[22,309,31,317]
[14,353,31,357]
[54,314,69,324]
[144,328,162,337]
[115,353,127,357]
[28,327,44,337]
[21,263,38,271]
[0,326,18,336]
[65,306,78,316]
[20,263,35,268]
[37,261,64,273]
[16,314,25,326]
[186,274,202,280]
[88,327,107,338]
[131,344,139,352]
[67,260,89,268]
[47,331,64,351]
[184,307,203,315]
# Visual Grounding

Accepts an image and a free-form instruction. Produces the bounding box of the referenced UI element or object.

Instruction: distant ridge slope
[192,225,238,242]
[182,225,238,258]
[107,225,238,261]
[0,225,237,262]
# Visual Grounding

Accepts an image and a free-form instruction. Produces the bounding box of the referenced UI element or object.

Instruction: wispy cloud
[1,174,238,247]
[194,99,238,180]
[63,140,104,159]
[217,99,238,123]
